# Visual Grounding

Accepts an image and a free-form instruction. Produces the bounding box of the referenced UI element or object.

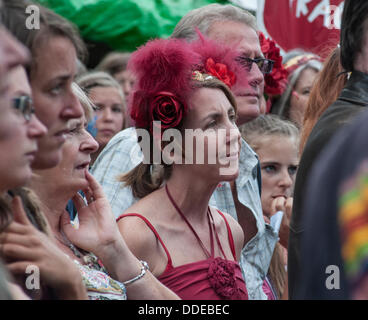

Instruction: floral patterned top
[71,252,127,300]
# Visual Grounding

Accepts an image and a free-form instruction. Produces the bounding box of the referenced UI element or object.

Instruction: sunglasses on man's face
[12,95,35,122]
[236,56,275,75]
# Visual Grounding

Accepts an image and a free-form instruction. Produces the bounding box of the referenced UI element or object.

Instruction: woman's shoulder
[211,207,241,231]
[118,187,167,220]
[117,195,166,255]
[210,207,244,253]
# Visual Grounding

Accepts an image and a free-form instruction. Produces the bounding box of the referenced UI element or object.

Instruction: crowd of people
[0,0,368,300]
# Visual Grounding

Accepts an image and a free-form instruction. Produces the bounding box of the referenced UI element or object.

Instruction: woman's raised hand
[61,170,124,260]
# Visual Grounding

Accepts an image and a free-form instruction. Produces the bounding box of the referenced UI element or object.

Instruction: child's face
[255,135,299,217]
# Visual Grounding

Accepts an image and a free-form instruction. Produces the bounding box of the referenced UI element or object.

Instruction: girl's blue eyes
[262,165,298,175]
[288,166,298,175]
[264,165,276,173]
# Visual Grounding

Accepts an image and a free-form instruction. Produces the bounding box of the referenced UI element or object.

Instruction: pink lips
[98,129,115,136]
[25,150,37,162]
[76,161,90,170]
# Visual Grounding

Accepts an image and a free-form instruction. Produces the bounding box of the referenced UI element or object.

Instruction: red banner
[257,0,344,58]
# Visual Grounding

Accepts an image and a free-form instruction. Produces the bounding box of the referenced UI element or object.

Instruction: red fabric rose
[259,32,288,98]
[207,257,241,300]
[259,32,270,53]
[205,58,236,88]
[151,92,184,131]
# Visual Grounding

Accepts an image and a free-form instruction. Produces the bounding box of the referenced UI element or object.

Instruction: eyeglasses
[12,95,35,122]
[236,56,275,74]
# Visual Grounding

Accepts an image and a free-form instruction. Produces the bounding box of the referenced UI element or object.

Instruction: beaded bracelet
[123,261,149,286]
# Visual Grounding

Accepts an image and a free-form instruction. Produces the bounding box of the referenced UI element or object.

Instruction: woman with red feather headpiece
[116,34,250,300]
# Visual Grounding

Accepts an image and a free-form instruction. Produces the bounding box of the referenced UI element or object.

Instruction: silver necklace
[54,229,84,259]
[54,228,97,266]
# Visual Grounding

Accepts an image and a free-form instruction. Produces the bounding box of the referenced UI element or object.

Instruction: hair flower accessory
[205,58,236,88]
[152,91,184,131]
[128,38,200,131]
[258,32,289,113]
[192,70,214,82]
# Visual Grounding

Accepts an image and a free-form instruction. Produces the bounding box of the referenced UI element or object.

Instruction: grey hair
[240,114,300,152]
[171,3,257,41]
[71,82,94,122]
[272,59,323,123]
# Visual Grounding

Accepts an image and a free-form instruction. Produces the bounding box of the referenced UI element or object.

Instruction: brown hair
[299,47,347,155]
[120,76,237,199]
[240,114,299,151]
[0,0,87,75]
[268,244,287,299]
[9,187,50,235]
[96,52,132,77]
[0,195,12,233]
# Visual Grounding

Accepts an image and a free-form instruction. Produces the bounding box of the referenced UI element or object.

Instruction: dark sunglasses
[236,56,275,74]
[12,95,35,122]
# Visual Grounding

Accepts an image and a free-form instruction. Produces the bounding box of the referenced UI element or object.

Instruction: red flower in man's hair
[205,58,236,88]
[152,92,184,131]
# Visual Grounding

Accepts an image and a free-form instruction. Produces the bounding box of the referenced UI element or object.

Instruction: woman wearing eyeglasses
[0,66,97,300]
[0,65,47,192]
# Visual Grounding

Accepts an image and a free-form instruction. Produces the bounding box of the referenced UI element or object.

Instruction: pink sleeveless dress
[117,210,248,300]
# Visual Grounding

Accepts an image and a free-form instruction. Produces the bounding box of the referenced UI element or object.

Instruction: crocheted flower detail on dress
[207,257,240,300]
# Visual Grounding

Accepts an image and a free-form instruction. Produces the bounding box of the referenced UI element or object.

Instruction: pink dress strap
[116,213,173,271]
[216,210,237,261]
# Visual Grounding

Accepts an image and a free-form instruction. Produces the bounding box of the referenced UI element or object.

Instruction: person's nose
[60,88,84,121]
[27,114,47,139]
[278,168,293,189]
[102,107,114,122]
[80,131,99,154]
[122,81,132,99]
[0,27,30,74]
[248,61,264,89]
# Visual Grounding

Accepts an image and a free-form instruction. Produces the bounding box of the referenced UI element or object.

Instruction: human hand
[61,171,123,260]
[0,196,87,299]
[270,196,293,248]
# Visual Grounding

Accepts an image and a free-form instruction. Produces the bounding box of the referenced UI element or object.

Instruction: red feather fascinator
[128,38,200,132]
[128,32,249,133]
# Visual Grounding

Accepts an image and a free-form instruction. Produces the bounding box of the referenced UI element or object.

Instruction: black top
[288,70,368,299]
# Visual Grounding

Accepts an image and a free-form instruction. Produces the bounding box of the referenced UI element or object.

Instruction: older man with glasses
[92,4,279,300]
